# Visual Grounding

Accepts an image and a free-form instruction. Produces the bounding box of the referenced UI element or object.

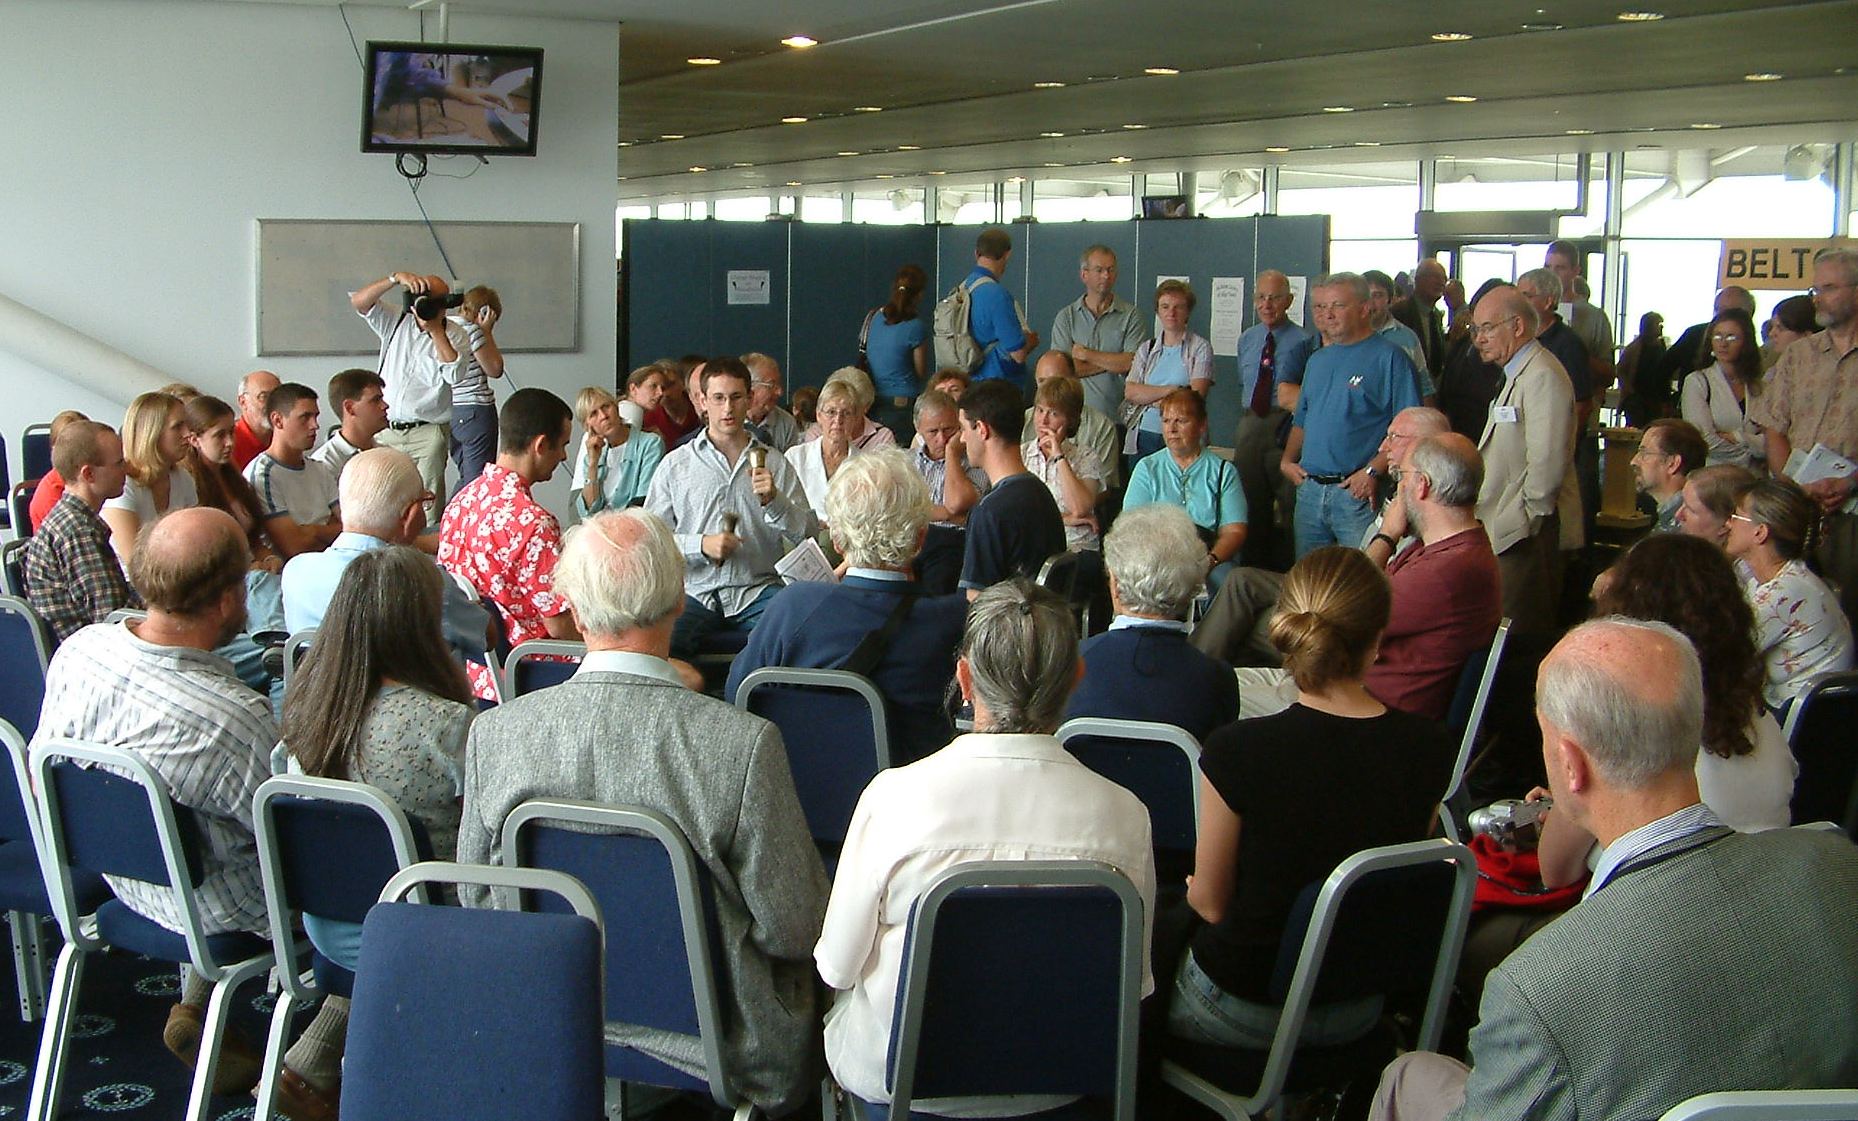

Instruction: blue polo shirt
[1123,449,1248,530]
[1238,322,1315,402]
[1292,333,1422,476]
[866,313,928,399]
[966,265,1027,383]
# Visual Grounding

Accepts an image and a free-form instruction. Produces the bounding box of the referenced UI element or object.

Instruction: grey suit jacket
[1451,826,1858,1121]
[457,671,831,1116]
[1475,343,1575,555]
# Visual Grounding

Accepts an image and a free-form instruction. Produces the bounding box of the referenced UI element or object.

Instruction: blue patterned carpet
[0,933,288,1121]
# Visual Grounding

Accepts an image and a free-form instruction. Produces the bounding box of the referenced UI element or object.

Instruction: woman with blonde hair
[571,385,664,516]
[102,391,197,564]
[1170,546,1453,1050]
[787,380,865,521]
[804,367,897,449]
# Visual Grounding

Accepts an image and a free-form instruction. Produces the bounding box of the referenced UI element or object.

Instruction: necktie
[1250,330,1278,417]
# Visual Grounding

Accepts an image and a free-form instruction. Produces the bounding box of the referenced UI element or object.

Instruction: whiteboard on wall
[255,219,580,356]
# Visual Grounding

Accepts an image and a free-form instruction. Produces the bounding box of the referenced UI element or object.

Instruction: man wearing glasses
[1630,419,1709,534]
[1751,246,1858,626]
[1467,285,1575,641]
[1050,244,1149,422]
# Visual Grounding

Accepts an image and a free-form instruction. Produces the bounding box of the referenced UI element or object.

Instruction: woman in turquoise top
[862,264,930,443]
[1124,388,1248,593]
[1124,279,1215,462]
[571,386,665,516]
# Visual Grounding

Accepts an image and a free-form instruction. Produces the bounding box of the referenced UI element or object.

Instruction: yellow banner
[1717,238,1852,290]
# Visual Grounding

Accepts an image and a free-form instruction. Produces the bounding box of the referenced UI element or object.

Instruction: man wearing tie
[1232,270,1314,568]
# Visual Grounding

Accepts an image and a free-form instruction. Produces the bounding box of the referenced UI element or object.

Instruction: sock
[179,966,211,1007]
[283,995,349,1091]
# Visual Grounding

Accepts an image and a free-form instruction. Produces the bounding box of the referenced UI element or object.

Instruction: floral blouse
[1743,558,1855,710]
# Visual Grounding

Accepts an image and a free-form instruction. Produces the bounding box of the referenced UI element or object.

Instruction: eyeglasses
[1727,512,1758,525]
[1710,333,1745,343]
[1471,316,1520,337]
[818,407,857,419]
[1809,282,1853,296]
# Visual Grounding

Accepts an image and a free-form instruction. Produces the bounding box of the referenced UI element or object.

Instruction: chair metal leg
[185,956,272,1121]
[251,979,303,1121]
[27,942,86,1121]
[9,910,48,1021]
[731,1102,755,1121]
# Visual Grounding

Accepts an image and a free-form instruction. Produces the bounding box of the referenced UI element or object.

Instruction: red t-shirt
[1365,525,1503,720]
[643,402,701,447]
[27,470,65,532]
[231,417,267,471]
[436,463,568,700]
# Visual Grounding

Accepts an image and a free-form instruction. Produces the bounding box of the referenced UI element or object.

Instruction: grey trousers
[1368,1053,1469,1121]
[1188,566,1285,667]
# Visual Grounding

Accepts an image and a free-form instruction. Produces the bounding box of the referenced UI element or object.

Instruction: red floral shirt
[437,463,565,699]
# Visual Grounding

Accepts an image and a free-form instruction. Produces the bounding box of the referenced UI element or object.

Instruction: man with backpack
[935,227,1037,386]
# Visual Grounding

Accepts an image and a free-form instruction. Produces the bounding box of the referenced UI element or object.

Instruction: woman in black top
[1169,546,1454,1048]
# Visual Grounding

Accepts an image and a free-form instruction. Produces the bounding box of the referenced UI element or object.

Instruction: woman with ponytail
[860,263,929,443]
[1723,476,1853,716]
[1167,545,1454,1050]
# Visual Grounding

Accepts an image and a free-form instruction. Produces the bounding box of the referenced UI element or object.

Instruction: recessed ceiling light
[1354,141,1382,147]
[1265,145,1290,153]
[1034,81,1066,89]
[660,133,684,140]
[1322,105,1354,113]
[1005,176,1025,184]
[688,166,707,172]
[1041,131,1066,138]
[875,174,895,179]
[785,181,802,187]
[897,144,922,151]
[780,35,818,48]
[686,56,722,66]
[617,141,632,148]
[1043,162,1063,167]
[1143,66,1180,75]
[781,116,808,124]
[853,105,884,112]
[1446,94,1479,103]
[1690,122,1723,129]
[1565,128,1595,135]
[1431,31,1473,41]
[1744,72,1784,82]
[837,150,859,157]
[617,176,628,181]
[1616,11,1664,21]
[731,162,753,168]
[1122,123,1148,130]
[1521,21,1564,30]
[928,170,947,175]
[1381,100,1414,109]
[1110,156,1133,163]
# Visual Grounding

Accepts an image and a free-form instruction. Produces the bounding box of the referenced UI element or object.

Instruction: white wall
[4,0,619,515]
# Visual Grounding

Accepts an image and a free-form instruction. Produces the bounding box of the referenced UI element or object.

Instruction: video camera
[407,290,466,321]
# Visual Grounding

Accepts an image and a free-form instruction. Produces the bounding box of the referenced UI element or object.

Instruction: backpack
[932,274,996,372]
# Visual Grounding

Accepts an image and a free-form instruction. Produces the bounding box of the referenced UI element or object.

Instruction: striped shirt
[447,315,497,407]
[1587,801,1724,899]
[24,494,140,642]
[31,622,276,936]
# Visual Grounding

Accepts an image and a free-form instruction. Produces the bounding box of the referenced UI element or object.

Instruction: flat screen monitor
[1141,195,1191,219]
[364,41,543,157]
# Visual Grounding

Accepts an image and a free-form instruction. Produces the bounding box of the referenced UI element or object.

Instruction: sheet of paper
[1209,276,1246,357]
[1286,275,1309,327]
[726,269,770,305]
[775,537,838,584]
[1787,443,1858,514]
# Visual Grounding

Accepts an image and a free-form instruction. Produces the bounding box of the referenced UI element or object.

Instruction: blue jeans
[669,583,780,660]
[451,403,499,489]
[1293,478,1376,560]
[1168,951,1383,1049]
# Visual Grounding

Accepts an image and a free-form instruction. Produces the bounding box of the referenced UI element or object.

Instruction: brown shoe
[161,1002,263,1095]
[270,1064,340,1121]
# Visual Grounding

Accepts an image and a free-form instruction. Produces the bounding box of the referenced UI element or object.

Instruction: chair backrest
[736,667,892,849]
[0,719,41,849]
[1659,1090,1858,1121]
[254,775,431,1002]
[886,861,1143,1121]
[1,540,29,598]
[501,638,586,698]
[1784,672,1858,834]
[280,627,317,689]
[1247,840,1475,1111]
[1036,550,1081,600]
[1056,717,1202,857]
[30,739,221,967]
[0,597,53,739]
[342,861,604,1121]
[1439,618,1510,841]
[21,424,52,485]
[8,481,31,542]
[504,799,736,1107]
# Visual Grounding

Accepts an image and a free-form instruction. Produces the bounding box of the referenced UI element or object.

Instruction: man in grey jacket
[457,507,830,1116]
[1370,618,1858,1121]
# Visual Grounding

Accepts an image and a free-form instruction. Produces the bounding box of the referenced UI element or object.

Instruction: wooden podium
[1596,426,1653,529]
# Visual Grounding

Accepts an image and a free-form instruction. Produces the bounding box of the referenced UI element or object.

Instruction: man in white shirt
[244,382,340,559]
[349,270,468,521]
[309,368,389,479]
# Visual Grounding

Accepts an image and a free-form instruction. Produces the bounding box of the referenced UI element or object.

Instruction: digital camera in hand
[1468,797,1551,851]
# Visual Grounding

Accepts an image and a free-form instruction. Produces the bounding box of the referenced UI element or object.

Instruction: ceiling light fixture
[897,144,921,151]
[853,105,884,112]
[1265,145,1290,153]
[1744,72,1783,82]
[618,141,632,148]
[875,174,895,179]
[1041,131,1066,138]
[780,35,818,48]
[1043,162,1063,167]
[1446,94,1479,103]
[1122,123,1148,130]
[1322,105,1354,113]
[785,180,802,186]
[688,166,707,172]
[686,56,722,66]
[1616,11,1664,21]
[837,150,859,157]
[781,116,808,124]
[929,170,947,175]
[1565,128,1595,135]
[1034,81,1066,89]
[1431,31,1473,41]
[1690,122,1723,129]
[1110,155,1133,163]
[1143,66,1180,75]
[1005,176,1025,184]
[660,133,684,140]
[1354,141,1382,146]
[1521,21,1564,30]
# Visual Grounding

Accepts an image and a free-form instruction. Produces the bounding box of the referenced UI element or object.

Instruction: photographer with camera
[350,270,468,521]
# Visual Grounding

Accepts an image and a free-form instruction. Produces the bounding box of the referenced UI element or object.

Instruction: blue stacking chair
[1160,839,1477,1121]
[0,597,54,739]
[1,540,26,595]
[0,720,107,1022]
[735,667,891,860]
[342,861,605,1121]
[1438,619,1511,841]
[505,799,756,1121]
[1783,671,1858,835]
[21,425,52,487]
[7,482,28,540]
[251,774,431,1121]
[502,638,586,698]
[1057,717,1202,884]
[28,740,276,1121]
[1660,1090,1858,1121]
[878,861,1145,1121]
[279,628,316,690]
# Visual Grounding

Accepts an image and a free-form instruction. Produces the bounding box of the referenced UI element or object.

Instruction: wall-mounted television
[1140,195,1191,219]
[364,41,543,157]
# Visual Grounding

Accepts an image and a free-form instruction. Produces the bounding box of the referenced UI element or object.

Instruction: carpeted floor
[0,929,288,1121]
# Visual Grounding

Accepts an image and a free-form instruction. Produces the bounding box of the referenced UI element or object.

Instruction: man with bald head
[1233,269,1315,566]
[1029,350,1120,486]
[1468,284,1574,639]
[1391,259,1452,378]
[1369,618,1858,1121]
[232,369,280,470]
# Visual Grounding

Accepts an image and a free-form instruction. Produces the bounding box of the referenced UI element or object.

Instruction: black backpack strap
[839,587,918,678]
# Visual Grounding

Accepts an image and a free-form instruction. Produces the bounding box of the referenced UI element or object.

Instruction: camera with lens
[409,291,466,321]
[1467,797,1551,851]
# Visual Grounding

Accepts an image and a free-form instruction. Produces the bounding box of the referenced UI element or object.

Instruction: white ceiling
[245,0,1858,199]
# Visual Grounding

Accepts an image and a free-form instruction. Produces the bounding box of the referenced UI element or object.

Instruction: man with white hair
[1369,618,1858,1121]
[728,449,967,764]
[742,351,802,451]
[232,369,280,470]
[1066,503,1239,742]
[457,508,829,1117]
[281,446,489,659]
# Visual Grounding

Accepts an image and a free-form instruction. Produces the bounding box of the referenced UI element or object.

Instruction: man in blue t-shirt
[966,228,1038,385]
[1281,273,1422,559]
[956,380,1064,600]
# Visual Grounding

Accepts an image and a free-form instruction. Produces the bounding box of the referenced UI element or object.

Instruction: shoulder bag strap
[839,587,919,678]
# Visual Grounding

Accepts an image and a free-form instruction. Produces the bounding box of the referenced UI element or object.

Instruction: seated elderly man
[728,449,967,764]
[1066,503,1239,743]
[30,507,347,1108]
[1370,618,1858,1121]
[909,388,989,595]
[816,580,1156,1118]
[458,508,829,1117]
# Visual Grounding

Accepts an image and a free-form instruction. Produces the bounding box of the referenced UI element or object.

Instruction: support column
[1261,166,1280,215]
[1018,177,1036,221]
[1180,171,1198,216]
[1833,141,1853,238]
[1602,151,1626,329]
